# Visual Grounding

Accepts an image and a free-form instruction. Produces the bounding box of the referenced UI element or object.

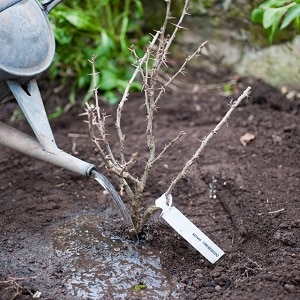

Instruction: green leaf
[133,0,144,16]
[48,106,63,120]
[251,8,264,23]
[103,90,120,105]
[259,0,292,9]
[280,4,300,29]
[295,16,300,32]
[49,0,147,106]
[100,70,120,90]
[63,10,100,32]
[99,31,116,55]
[269,22,279,42]
[133,283,147,292]
[53,27,72,44]
[263,6,290,29]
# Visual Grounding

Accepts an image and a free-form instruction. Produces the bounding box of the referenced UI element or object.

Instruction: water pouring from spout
[91,170,139,243]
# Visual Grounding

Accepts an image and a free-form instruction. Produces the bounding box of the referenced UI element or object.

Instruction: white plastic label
[155,194,224,264]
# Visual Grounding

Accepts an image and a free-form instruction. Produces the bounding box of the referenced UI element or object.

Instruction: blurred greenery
[48,0,149,105]
[251,0,300,43]
[46,0,300,110]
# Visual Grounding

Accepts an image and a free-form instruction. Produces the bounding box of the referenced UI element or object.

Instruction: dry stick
[139,0,192,194]
[102,32,161,224]
[110,1,190,215]
[154,3,190,105]
[0,277,36,284]
[163,0,190,59]
[146,0,189,103]
[152,131,186,165]
[1,276,37,299]
[135,2,210,230]
[267,208,285,214]
[88,57,141,177]
[86,105,107,164]
[86,59,139,204]
[115,31,161,166]
[155,41,208,106]
[158,0,171,51]
[87,56,117,166]
[165,86,251,196]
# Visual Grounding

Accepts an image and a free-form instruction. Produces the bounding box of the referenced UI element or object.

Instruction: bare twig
[152,131,186,165]
[86,55,117,166]
[267,208,285,214]
[116,31,161,166]
[155,41,208,105]
[136,1,197,197]
[0,276,36,300]
[247,257,263,270]
[165,86,251,196]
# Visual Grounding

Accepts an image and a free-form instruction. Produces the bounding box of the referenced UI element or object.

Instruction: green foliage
[47,106,64,120]
[222,83,233,96]
[133,283,147,291]
[251,0,300,43]
[48,0,149,105]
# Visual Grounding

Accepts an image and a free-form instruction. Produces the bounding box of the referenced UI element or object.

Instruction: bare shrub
[86,0,251,234]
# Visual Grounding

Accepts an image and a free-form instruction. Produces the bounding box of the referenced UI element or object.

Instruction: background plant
[48,0,149,106]
[251,0,300,42]
[86,0,251,235]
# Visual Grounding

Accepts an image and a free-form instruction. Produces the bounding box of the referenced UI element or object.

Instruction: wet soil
[0,67,299,299]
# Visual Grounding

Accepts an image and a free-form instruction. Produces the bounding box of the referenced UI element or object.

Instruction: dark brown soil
[0,67,299,299]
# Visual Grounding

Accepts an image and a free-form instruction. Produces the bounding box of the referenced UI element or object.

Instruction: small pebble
[284,284,295,293]
[215,285,222,291]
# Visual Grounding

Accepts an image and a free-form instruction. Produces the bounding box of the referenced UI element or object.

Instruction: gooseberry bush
[86,0,251,235]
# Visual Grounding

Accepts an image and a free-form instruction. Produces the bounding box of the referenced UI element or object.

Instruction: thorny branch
[165,86,251,196]
[86,0,251,234]
[0,276,37,300]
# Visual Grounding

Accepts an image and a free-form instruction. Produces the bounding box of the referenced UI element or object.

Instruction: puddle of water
[51,215,176,299]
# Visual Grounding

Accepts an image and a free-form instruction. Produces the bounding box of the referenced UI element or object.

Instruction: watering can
[0,0,139,240]
[0,0,95,176]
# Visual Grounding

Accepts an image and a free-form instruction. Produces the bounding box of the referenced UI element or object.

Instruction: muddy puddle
[51,215,176,299]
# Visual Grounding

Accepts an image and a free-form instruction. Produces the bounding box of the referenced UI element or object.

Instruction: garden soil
[0,67,299,299]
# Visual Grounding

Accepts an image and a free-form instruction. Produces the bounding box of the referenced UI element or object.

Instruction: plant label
[155,194,224,264]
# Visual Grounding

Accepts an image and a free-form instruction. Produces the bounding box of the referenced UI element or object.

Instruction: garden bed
[0,67,299,299]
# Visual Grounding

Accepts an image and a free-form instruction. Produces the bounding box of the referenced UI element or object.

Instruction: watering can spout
[1,77,95,177]
[0,121,95,177]
[1,79,95,176]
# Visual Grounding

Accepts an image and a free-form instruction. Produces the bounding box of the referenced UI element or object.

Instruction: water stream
[90,170,139,242]
[51,215,176,299]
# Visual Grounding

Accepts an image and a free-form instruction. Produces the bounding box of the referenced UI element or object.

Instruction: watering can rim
[0,0,55,79]
[0,0,24,13]
[0,0,63,13]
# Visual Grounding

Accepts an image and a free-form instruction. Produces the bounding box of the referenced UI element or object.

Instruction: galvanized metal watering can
[0,0,95,176]
[0,0,139,240]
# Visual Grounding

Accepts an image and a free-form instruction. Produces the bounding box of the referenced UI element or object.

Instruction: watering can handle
[41,0,63,14]
[6,79,60,154]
